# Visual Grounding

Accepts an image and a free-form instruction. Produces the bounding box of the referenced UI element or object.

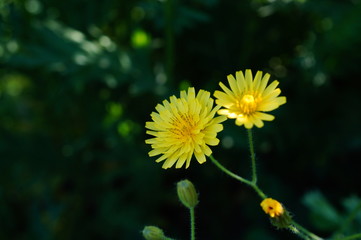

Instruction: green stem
[289,224,312,240]
[335,233,361,240]
[247,129,257,183]
[190,207,195,240]
[208,156,325,240]
[209,155,266,199]
[291,221,324,240]
[252,184,267,200]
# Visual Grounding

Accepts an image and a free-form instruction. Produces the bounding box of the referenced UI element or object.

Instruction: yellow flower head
[145,87,226,169]
[260,198,284,218]
[214,69,286,129]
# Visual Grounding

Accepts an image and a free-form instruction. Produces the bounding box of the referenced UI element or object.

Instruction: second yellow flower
[214,69,286,129]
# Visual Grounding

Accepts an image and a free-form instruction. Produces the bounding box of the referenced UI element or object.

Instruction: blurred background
[1,0,361,239]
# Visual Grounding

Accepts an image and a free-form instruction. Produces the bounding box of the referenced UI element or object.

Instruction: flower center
[169,114,197,141]
[243,94,254,103]
[237,94,258,115]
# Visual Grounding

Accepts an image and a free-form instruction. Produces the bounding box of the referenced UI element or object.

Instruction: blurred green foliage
[303,191,361,237]
[1,0,361,239]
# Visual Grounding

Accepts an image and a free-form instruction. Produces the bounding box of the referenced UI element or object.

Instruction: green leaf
[303,190,341,231]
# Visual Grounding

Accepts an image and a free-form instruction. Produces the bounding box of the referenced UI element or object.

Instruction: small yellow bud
[142,226,166,240]
[260,198,292,229]
[260,198,284,218]
[177,179,199,209]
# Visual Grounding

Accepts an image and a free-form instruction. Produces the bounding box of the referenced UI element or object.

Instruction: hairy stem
[209,155,266,199]
[247,129,257,183]
[291,221,324,240]
[190,207,195,240]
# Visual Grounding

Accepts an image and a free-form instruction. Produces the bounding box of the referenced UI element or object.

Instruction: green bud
[269,208,293,229]
[177,179,199,209]
[142,226,166,240]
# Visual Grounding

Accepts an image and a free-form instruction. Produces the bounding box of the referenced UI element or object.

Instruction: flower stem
[291,221,324,240]
[335,233,361,240]
[288,224,313,240]
[247,129,257,183]
[190,207,195,240]
[209,155,325,240]
[209,155,266,199]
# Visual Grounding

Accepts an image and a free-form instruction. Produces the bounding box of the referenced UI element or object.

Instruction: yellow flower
[214,69,286,129]
[260,198,284,218]
[145,87,226,169]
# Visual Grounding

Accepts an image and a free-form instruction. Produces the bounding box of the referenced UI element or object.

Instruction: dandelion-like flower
[214,69,286,128]
[260,198,284,218]
[145,87,226,169]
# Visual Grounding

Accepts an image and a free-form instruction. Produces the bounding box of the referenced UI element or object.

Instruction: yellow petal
[277,96,287,105]
[235,115,246,125]
[214,90,236,105]
[205,124,223,133]
[197,89,210,105]
[245,69,253,92]
[194,143,202,153]
[155,154,167,163]
[253,117,264,128]
[162,156,178,169]
[244,121,253,129]
[212,116,227,124]
[263,88,281,100]
[145,138,157,144]
[236,70,247,94]
[257,73,270,93]
[148,148,165,157]
[217,109,230,115]
[175,153,187,168]
[205,137,220,146]
[185,151,193,169]
[254,112,275,121]
[201,144,212,156]
[146,130,158,137]
[194,151,206,164]
[227,74,240,96]
[253,71,263,92]
[258,101,281,111]
[262,80,279,97]
[219,82,235,98]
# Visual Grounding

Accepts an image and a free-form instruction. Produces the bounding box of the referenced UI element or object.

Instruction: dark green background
[1,0,361,239]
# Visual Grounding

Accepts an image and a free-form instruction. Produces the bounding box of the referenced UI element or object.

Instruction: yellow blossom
[260,198,284,218]
[145,87,226,169]
[214,69,286,129]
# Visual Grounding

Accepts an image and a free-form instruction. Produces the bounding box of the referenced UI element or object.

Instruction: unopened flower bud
[177,179,199,209]
[260,198,292,229]
[261,198,284,218]
[142,226,166,240]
